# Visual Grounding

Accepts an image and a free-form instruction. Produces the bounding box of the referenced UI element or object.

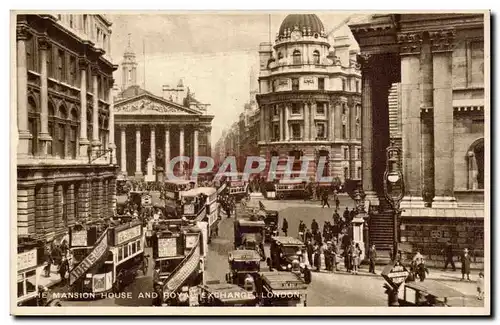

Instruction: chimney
[258,42,273,71]
[333,36,351,67]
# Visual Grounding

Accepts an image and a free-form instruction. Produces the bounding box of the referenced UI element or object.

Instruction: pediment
[115,94,201,115]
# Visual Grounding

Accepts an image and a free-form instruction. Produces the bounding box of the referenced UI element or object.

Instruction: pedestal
[351,215,365,260]
[432,196,458,208]
[145,157,155,182]
[400,196,426,209]
[156,167,165,183]
[364,191,379,207]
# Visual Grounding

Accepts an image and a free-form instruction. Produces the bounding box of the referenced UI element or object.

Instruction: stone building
[114,45,214,180]
[349,13,486,264]
[16,14,118,242]
[257,14,362,182]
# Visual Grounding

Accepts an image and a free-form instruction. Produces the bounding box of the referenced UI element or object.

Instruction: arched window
[293,50,301,65]
[313,50,320,64]
[87,109,93,144]
[278,52,283,61]
[467,138,484,190]
[69,108,78,159]
[27,96,39,156]
[48,102,55,156]
[56,104,67,158]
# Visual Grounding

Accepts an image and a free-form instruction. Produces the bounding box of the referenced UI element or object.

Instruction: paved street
[57,194,482,307]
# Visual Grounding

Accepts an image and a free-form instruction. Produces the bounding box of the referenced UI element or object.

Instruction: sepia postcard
[10,10,490,316]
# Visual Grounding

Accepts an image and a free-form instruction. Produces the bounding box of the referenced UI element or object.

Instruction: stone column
[179,127,185,174]
[193,127,199,158]
[358,54,378,204]
[135,126,143,177]
[328,102,334,141]
[279,105,284,141]
[120,125,127,174]
[259,105,265,142]
[16,27,31,157]
[399,35,425,208]
[150,126,156,168]
[334,101,342,140]
[206,127,212,157]
[78,59,89,158]
[38,37,52,154]
[431,30,457,208]
[91,65,100,147]
[67,184,75,227]
[304,102,310,140]
[164,127,170,173]
[108,80,116,164]
[311,101,316,140]
[284,104,289,140]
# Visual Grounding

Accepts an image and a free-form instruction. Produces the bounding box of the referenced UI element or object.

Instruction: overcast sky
[108,13,365,143]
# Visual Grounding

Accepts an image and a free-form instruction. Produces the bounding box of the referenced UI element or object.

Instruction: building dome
[278,14,325,37]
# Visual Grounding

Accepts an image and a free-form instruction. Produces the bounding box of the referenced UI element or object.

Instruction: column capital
[429,29,456,53]
[90,63,100,76]
[16,25,30,41]
[397,32,423,55]
[37,35,51,50]
[135,124,142,131]
[118,124,127,131]
[150,125,157,131]
[78,58,90,70]
[356,53,376,71]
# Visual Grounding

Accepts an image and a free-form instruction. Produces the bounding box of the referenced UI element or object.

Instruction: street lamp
[382,141,405,262]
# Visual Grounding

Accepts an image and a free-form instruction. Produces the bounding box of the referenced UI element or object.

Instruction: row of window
[270,122,361,141]
[343,147,362,160]
[117,239,142,262]
[270,77,359,92]
[271,103,361,117]
[25,35,110,100]
[278,50,322,65]
[57,14,110,54]
[344,166,362,180]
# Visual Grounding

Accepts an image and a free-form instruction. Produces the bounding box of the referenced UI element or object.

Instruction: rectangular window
[292,78,299,91]
[118,248,123,261]
[470,41,484,88]
[344,148,349,160]
[291,103,301,115]
[70,125,77,158]
[47,122,54,155]
[316,123,325,139]
[58,123,65,158]
[57,49,65,81]
[273,124,280,140]
[124,245,129,259]
[291,124,301,140]
[318,78,325,90]
[69,56,76,86]
[357,148,361,159]
[316,102,325,115]
[273,105,279,116]
[356,80,360,92]
[357,166,362,179]
[342,125,347,139]
[342,79,346,91]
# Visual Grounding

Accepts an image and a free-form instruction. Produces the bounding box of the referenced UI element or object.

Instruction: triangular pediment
[115,93,202,115]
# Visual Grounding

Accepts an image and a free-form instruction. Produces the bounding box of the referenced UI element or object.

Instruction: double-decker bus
[180,188,207,222]
[163,180,195,216]
[68,221,147,297]
[224,173,249,202]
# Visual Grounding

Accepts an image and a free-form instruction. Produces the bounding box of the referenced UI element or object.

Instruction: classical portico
[114,93,213,180]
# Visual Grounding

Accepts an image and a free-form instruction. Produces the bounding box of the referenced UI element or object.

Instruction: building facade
[16,14,118,242]
[349,13,486,264]
[114,46,214,180]
[257,14,362,182]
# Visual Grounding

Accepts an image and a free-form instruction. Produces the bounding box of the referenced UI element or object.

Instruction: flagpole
[143,39,146,89]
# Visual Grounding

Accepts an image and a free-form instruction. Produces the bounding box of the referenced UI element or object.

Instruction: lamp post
[382,141,405,262]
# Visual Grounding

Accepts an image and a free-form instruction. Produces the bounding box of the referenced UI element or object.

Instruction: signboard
[185,234,198,250]
[381,261,410,288]
[71,230,88,247]
[116,225,142,246]
[303,77,315,84]
[69,229,109,286]
[18,249,37,271]
[281,281,299,288]
[158,237,177,258]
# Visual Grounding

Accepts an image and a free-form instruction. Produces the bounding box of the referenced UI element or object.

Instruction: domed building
[256,14,362,182]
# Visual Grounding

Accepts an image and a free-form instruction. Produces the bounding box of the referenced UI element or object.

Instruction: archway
[467,138,484,190]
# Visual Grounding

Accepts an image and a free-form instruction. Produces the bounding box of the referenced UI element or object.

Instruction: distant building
[114,44,213,180]
[257,14,362,182]
[16,14,117,242]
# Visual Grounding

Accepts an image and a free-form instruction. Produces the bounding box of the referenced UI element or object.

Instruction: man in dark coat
[368,244,377,274]
[442,241,456,271]
[58,256,69,286]
[311,219,319,235]
[461,248,471,281]
[282,218,289,237]
[343,207,350,223]
[306,240,314,266]
[321,190,330,208]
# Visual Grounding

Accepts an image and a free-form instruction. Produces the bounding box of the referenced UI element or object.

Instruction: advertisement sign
[116,225,142,246]
[69,229,109,286]
[18,249,37,271]
[93,273,106,293]
[185,234,198,250]
[71,230,88,247]
[381,261,409,289]
[158,238,177,258]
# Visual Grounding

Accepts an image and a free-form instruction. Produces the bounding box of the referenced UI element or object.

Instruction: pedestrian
[298,220,306,241]
[352,243,362,275]
[303,265,312,284]
[477,271,484,300]
[43,244,52,278]
[368,244,377,274]
[60,239,68,258]
[324,241,332,272]
[461,248,471,281]
[305,229,313,243]
[343,207,350,223]
[349,208,357,223]
[332,240,339,272]
[321,189,330,208]
[58,256,69,285]
[333,190,340,210]
[313,244,321,272]
[306,240,314,266]
[442,240,456,271]
[282,218,288,237]
[344,244,352,273]
[311,219,319,235]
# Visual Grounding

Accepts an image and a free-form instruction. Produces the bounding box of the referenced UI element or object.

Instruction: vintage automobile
[233,217,266,260]
[257,271,308,307]
[268,236,306,276]
[257,202,279,242]
[225,249,261,287]
[198,281,258,306]
[396,279,466,307]
[275,180,307,200]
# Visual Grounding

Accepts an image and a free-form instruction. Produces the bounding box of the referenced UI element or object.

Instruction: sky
[108,13,366,143]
